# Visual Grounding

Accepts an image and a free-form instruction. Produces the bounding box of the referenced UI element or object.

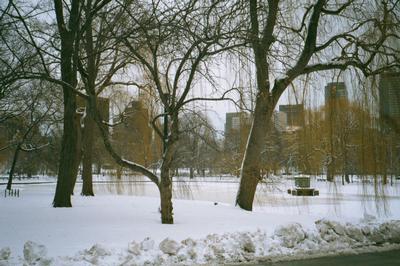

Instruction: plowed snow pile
[2,219,400,265]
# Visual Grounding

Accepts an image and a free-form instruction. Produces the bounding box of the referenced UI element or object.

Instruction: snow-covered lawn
[1,177,400,265]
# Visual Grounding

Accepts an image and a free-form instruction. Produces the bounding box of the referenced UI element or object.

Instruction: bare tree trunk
[160,164,173,224]
[116,166,122,180]
[189,167,194,179]
[54,92,79,206]
[327,102,335,183]
[81,111,95,196]
[96,164,101,175]
[327,163,334,182]
[159,114,179,224]
[236,92,272,210]
[235,0,327,211]
[6,144,21,190]
[70,114,82,196]
[52,0,80,207]
[344,151,350,183]
[79,0,98,197]
[345,174,350,184]
[235,0,278,211]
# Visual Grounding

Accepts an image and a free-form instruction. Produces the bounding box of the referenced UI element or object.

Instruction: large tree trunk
[159,114,179,224]
[70,113,83,195]
[345,173,350,184]
[235,0,273,210]
[81,110,95,196]
[80,0,96,197]
[160,165,173,224]
[235,0,280,211]
[189,167,194,179]
[53,91,79,207]
[236,92,272,210]
[53,0,80,207]
[6,144,21,190]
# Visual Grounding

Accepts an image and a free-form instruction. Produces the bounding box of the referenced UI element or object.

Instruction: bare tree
[50,0,85,206]
[4,84,56,189]
[175,112,220,178]
[77,0,129,196]
[85,0,243,223]
[236,0,400,210]
[1,0,115,204]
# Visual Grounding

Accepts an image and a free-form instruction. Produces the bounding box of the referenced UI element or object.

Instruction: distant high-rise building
[279,104,304,128]
[75,96,110,171]
[224,112,250,152]
[272,111,287,131]
[325,82,348,104]
[112,100,153,166]
[76,96,110,122]
[379,72,400,131]
[225,112,242,133]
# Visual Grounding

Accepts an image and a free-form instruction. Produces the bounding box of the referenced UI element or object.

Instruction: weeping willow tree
[236,0,400,211]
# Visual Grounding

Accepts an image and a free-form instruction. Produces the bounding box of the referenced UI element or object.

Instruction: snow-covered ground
[1,176,400,265]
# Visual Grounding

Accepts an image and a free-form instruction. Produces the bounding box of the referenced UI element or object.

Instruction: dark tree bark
[160,164,173,224]
[6,144,21,190]
[53,0,81,207]
[235,52,273,209]
[236,95,273,210]
[70,112,83,195]
[80,0,97,196]
[327,162,334,182]
[236,0,278,210]
[236,0,325,210]
[4,101,52,191]
[54,91,80,206]
[159,114,179,224]
[189,167,194,179]
[81,112,95,196]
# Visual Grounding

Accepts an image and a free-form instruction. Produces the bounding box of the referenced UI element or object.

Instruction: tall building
[224,112,252,134]
[324,82,348,104]
[225,112,241,133]
[224,112,251,152]
[76,96,110,172]
[112,100,153,166]
[279,104,304,128]
[76,96,110,123]
[379,72,400,131]
[272,111,287,131]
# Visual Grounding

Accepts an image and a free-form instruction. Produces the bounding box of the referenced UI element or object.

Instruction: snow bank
[2,219,400,265]
[1,243,50,266]
[0,248,11,261]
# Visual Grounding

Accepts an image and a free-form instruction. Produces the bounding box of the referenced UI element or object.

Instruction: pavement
[246,249,400,266]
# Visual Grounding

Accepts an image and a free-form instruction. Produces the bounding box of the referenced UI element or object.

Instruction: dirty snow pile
[1,218,400,265]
